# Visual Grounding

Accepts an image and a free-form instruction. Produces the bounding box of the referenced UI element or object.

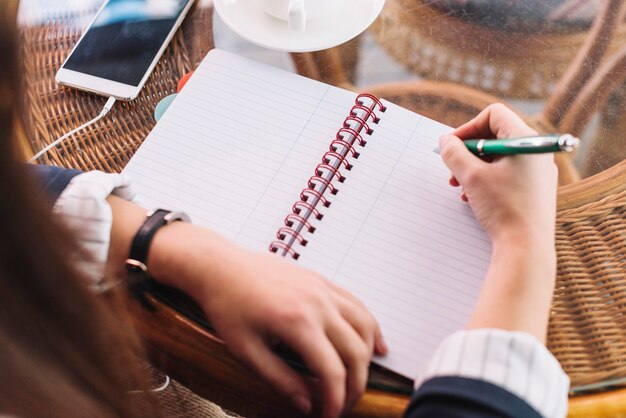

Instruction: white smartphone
[56,0,195,101]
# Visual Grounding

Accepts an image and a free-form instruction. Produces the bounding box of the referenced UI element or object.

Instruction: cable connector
[29,96,117,163]
[103,96,117,114]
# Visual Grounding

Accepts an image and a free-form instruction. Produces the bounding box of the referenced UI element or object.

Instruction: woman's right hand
[438,103,559,340]
[438,103,558,246]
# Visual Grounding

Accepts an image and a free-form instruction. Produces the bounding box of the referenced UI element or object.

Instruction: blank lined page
[124,49,357,250]
[124,49,491,381]
[296,100,491,378]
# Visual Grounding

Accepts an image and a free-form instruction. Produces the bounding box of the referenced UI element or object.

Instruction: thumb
[438,135,483,185]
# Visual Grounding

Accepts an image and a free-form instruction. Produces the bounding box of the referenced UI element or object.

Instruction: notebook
[123,49,492,380]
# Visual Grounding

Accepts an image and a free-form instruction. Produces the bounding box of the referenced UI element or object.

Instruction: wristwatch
[126,209,191,308]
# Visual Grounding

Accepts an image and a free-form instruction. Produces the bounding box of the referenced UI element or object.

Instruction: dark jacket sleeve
[404,377,544,418]
[29,165,83,202]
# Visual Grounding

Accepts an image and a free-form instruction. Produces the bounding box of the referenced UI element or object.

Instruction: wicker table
[19,0,626,417]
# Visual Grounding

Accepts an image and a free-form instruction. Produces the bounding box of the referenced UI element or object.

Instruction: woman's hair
[0,2,157,417]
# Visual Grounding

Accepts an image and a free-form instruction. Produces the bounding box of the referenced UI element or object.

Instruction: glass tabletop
[18,0,626,180]
[17,0,626,396]
[211,0,626,183]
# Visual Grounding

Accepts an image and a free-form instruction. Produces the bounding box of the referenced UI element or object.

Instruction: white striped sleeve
[415,329,570,418]
[52,171,138,289]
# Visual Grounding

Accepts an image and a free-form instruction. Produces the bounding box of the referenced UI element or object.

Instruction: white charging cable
[29,96,117,163]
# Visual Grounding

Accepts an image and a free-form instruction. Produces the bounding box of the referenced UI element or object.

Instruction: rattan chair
[367,0,626,100]
[554,41,626,178]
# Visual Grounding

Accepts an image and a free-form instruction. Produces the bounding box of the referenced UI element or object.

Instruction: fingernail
[438,135,454,148]
[292,395,311,414]
[376,338,389,355]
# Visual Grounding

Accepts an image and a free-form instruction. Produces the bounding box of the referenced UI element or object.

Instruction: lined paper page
[296,100,491,378]
[124,49,491,380]
[124,49,357,250]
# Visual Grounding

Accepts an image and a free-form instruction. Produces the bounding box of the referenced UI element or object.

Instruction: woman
[0,2,150,416]
[2,2,383,417]
[1,1,568,417]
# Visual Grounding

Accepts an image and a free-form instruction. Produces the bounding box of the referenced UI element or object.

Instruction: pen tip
[432,147,441,154]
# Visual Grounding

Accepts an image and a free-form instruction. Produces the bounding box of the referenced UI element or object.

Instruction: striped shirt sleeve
[414,329,570,418]
[52,171,138,289]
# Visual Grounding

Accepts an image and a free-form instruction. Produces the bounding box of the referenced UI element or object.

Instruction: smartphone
[56,0,194,101]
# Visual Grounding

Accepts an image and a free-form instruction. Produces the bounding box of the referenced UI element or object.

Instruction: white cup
[261,0,329,31]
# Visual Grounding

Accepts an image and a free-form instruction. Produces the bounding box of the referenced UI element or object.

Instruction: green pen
[434,134,580,156]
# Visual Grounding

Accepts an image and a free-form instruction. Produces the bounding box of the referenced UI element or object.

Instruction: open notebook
[123,49,492,380]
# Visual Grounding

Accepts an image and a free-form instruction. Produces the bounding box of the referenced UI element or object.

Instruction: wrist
[492,223,555,254]
[147,222,240,296]
[491,232,557,286]
[468,229,557,341]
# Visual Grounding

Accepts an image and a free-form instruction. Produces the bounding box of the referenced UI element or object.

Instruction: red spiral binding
[316,163,346,183]
[308,175,338,195]
[277,227,308,246]
[323,151,353,170]
[330,139,360,159]
[300,188,331,208]
[344,115,374,135]
[269,93,385,259]
[285,214,315,233]
[351,104,380,124]
[293,201,323,220]
[337,127,367,146]
[356,93,387,112]
[269,241,300,260]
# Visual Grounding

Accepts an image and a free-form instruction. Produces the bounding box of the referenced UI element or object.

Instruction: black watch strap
[126,209,190,308]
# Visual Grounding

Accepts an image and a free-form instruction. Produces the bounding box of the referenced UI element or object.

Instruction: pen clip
[505,136,560,149]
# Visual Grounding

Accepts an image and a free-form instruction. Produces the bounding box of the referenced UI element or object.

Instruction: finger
[449,176,460,187]
[326,317,371,413]
[325,281,387,356]
[233,334,312,414]
[374,323,387,356]
[438,135,484,185]
[454,103,536,140]
[332,292,381,356]
[283,327,347,418]
[461,190,469,202]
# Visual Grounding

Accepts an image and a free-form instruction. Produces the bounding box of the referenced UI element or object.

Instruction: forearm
[413,234,565,418]
[106,196,384,416]
[105,195,240,297]
[467,232,557,343]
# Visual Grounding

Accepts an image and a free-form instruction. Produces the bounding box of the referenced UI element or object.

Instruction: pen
[433,134,580,156]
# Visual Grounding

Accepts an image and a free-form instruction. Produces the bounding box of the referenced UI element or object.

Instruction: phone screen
[63,0,191,87]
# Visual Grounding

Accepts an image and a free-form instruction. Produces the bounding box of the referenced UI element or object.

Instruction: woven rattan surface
[21,4,214,173]
[553,187,626,387]
[369,0,626,99]
[582,83,626,178]
[147,367,242,418]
